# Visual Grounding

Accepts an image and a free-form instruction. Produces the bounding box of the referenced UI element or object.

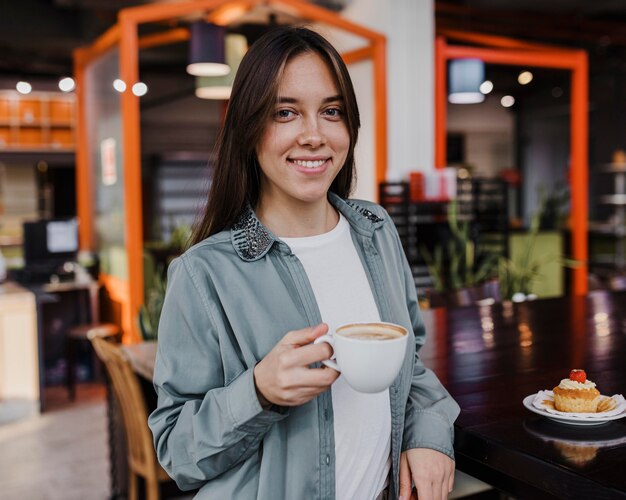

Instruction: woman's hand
[253,323,340,407]
[399,448,455,500]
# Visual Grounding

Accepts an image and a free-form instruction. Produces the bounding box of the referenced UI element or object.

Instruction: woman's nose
[297,118,325,148]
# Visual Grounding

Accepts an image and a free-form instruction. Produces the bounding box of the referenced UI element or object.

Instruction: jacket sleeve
[385,211,460,459]
[148,255,288,491]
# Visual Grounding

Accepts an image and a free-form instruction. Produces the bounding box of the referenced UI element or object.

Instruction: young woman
[149,27,459,500]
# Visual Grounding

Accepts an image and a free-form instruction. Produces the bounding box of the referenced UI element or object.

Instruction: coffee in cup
[314,322,408,393]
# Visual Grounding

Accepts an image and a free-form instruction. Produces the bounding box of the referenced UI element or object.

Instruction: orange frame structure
[74,0,387,341]
[435,30,588,296]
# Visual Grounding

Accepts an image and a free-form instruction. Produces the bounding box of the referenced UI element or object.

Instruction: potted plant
[138,222,190,341]
[138,255,166,341]
[498,197,579,302]
[422,199,499,307]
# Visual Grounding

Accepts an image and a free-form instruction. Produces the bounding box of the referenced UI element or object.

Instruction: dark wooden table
[419,291,626,499]
[29,279,100,411]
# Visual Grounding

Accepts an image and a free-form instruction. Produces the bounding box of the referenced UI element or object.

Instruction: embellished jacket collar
[230,192,386,262]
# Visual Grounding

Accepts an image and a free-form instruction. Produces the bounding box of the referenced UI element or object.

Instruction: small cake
[553,369,601,413]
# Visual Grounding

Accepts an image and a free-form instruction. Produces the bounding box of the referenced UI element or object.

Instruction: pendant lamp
[448,58,485,104]
[195,34,247,100]
[187,22,230,77]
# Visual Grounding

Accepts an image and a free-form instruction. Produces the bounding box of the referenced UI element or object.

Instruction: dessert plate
[523,391,626,426]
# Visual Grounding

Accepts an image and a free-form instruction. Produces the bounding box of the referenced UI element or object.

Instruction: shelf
[593,164,626,268]
[413,215,473,224]
[598,162,626,173]
[0,145,74,153]
[588,221,626,236]
[600,195,626,205]
[590,255,620,265]
[0,91,75,152]
[49,120,74,127]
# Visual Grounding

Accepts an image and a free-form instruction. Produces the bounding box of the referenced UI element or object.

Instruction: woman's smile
[288,156,331,172]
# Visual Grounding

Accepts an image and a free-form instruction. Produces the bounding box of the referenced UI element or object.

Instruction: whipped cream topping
[558,378,596,390]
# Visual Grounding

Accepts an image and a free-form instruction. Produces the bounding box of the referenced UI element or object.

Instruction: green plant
[421,245,445,292]
[139,262,167,341]
[144,221,192,254]
[138,222,189,340]
[170,223,192,253]
[497,198,579,301]
[421,199,499,292]
[497,208,541,300]
[539,184,569,230]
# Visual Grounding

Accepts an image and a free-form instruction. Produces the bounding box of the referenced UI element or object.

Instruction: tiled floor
[0,384,110,500]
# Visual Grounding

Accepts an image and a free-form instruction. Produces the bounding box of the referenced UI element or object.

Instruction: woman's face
[256,52,350,210]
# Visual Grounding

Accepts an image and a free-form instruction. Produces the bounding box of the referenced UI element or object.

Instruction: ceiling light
[195,83,231,100]
[196,34,247,100]
[448,59,485,104]
[113,79,126,93]
[187,22,230,77]
[501,95,515,108]
[16,81,32,94]
[479,80,493,95]
[518,71,533,85]
[58,77,75,92]
[132,82,148,97]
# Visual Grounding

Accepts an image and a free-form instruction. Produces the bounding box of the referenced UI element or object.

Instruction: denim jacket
[148,193,460,499]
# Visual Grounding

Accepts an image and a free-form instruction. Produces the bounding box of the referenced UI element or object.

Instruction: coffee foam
[343,332,399,340]
[336,322,407,340]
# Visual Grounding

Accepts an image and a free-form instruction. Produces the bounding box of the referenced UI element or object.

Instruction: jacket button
[324,409,329,420]
[326,455,330,465]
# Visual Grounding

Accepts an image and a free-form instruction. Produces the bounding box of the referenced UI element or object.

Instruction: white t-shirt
[281,213,391,500]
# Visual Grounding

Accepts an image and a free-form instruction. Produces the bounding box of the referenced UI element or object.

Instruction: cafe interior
[1,0,626,498]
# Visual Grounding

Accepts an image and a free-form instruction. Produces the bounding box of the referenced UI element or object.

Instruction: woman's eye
[324,107,343,119]
[275,109,295,120]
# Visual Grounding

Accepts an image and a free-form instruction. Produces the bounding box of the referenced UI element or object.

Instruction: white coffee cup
[314,322,408,393]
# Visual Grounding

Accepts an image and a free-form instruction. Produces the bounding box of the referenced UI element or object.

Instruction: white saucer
[523,394,626,426]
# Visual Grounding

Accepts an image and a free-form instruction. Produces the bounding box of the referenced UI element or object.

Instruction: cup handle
[313,334,340,371]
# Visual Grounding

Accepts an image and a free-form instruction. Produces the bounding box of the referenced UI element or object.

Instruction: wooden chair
[89,333,172,500]
[66,322,121,400]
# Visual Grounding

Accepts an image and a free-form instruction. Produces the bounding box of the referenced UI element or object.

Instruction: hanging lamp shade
[448,58,485,104]
[187,22,230,77]
[195,34,247,100]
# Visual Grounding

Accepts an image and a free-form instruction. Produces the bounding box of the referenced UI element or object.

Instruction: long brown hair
[190,26,361,245]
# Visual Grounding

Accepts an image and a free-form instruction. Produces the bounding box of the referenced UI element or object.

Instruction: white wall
[323,0,435,201]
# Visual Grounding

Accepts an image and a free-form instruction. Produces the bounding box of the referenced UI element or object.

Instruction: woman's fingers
[413,479,435,500]
[288,342,334,367]
[254,323,339,406]
[282,323,328,346]
[398,452,412,500]
[442,477,450,500]
[271,378,337,405]
[406,448,455,500]
[299,367,340,386]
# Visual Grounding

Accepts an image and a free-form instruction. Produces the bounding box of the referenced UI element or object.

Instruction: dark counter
[420,292,626,499]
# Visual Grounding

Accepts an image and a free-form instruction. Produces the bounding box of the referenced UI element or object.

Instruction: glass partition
[85,48,127,280]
